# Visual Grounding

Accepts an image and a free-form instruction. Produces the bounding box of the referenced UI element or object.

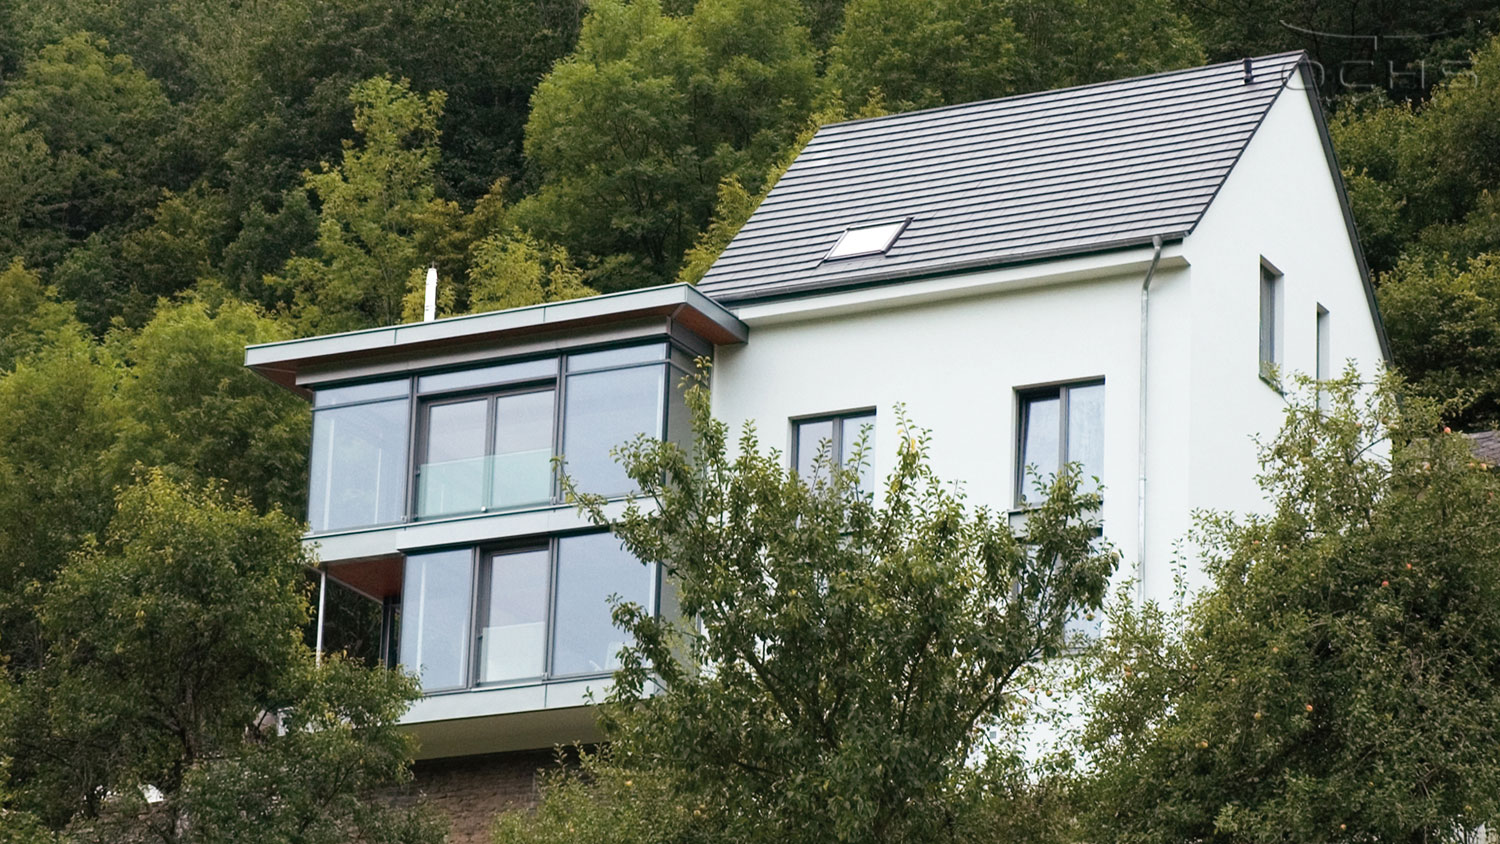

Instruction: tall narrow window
[551,532,652,676]
[1260,263,1282,379]
[1017,381,1104,504]
[476,548,549,683]
[1316,305,1331,381]
[562,347,668,499]
[792,410,876,495]
[1316,305,1331,410]
[399,549,474,692]
[308,379,410,532]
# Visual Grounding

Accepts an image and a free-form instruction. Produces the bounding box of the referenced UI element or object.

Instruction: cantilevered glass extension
[245,284,746,758]
[307,341,689,535]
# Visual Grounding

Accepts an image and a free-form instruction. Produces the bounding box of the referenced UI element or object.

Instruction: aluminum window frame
[789,408,877,476]
[1259,258,1284,385]
[1014,379,1105,506]
[304,339,697,535]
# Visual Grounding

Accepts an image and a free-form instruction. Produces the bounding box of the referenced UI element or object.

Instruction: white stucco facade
[710,83,1386,606]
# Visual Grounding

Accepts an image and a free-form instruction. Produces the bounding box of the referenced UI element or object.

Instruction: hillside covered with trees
[2,0,1500,839]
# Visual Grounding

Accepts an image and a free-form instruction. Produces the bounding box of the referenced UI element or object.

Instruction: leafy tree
[272,76,459,333]
[0,260,81,371]
[0,33,171,271]
[7,473,440,843]
[1003,0,1204,92]
[1378,254,1500,429]
[826,0,1022,112]
[519,374,1116,844]
[1071,373,1500,844]
[520,0,816,291]
[460,231,595,314]
[0,328,126,673]
[108,295,311,515]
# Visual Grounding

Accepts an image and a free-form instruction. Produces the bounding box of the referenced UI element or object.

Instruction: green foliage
[827,0,1022,112]
[272,76,458,333]
[109,296,311,514]
[541,372,1117,844]
[1331,35,1500,427]
[0,260,81,371]
[1002,0,1204,92]
[462,231,596,314]
[520,0,817,290]
[1378,254,1500,428]
[6,474,438,842]
[1072,373,1500,844]
[0,32,170,274]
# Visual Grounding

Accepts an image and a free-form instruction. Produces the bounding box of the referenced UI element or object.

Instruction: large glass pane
[562,366,665,498]
[314,379,409,408]
[1019,395,1060,502]
[567,343,667,372]
[477,549,549,683]
[417,358,557,394]
[1066,384,1105,493]
[417,399,489,518]
[840,413,876,494]
[794,419,835,478]
[552,533,650,676]
[308,398,409,532]
[399,550,473,692]
[492,390,555,509]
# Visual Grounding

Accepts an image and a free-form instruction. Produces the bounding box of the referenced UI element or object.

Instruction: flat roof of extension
[244,283,748,394]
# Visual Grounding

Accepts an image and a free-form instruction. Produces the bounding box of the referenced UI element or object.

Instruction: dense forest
[1,0,1500,838]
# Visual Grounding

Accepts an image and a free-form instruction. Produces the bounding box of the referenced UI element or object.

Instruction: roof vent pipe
[1243,57,1254,84]
[423,264,438,322]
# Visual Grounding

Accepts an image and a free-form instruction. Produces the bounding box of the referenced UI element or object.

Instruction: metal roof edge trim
[245,283,748,371]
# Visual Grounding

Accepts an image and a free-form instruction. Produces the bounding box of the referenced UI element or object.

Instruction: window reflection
[308,396,409,532]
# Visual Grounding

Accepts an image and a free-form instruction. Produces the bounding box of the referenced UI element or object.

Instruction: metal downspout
[1138,236,1164,603]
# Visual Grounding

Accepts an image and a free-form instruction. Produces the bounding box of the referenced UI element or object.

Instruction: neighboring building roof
[1469,430,1500,466]
[698,52,1307,304]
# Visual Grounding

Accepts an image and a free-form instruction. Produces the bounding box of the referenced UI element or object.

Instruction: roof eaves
[708,233,1189,306]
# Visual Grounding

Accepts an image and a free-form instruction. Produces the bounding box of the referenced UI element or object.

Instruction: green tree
[0,260,81,371]
[272,76,458,333]
[508,375,1116,844]
[0,328,126,673]
[7,474,441,843]
[109,295,311,515]
[826,0,1022,112]
[1003,0,1204,92]
[520,0,816,291]
[1071,373,1500,844]
[0,33,171,272]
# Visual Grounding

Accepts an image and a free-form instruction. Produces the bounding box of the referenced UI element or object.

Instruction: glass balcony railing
[415,450,554,519]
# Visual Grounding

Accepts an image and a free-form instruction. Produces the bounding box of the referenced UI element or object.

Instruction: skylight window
[824,218,910,261]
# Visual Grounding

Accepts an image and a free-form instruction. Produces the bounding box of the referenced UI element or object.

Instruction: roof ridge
[818,51,1307,132]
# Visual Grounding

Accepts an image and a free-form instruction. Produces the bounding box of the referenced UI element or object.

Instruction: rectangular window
[1260,263,1281,379]
[416,388,557,520]
[396,533,657,694]
[399,549,474,692]
[562,363,666,498]
[792,410,876,495]
[1017,381,1104,504]
[551,532,653,676]
[476,547,549,683]
[308,382,410,532]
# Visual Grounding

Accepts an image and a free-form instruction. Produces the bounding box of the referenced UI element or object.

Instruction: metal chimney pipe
[423,264,438,321]
[1243,57,1254,84]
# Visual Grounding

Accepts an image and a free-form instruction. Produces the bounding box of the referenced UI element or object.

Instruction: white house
[244,50,1387,837]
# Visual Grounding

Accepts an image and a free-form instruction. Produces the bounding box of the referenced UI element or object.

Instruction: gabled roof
[698,52,1308,303]
[1469,430,1500,467]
